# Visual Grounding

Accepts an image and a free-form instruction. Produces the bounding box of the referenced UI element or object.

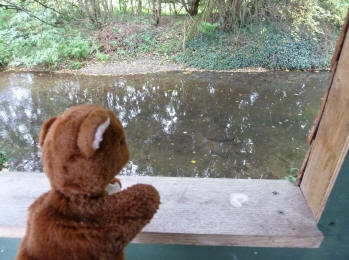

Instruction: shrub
[96,52,110,62]
[0,149,7,171]
[68,61,83,70]
[0,10,94,68]
[199,21,219,35]
[0,39,11,68]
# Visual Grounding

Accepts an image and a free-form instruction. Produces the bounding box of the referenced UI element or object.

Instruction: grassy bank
[0,2,347,71]
[175,23,338,70]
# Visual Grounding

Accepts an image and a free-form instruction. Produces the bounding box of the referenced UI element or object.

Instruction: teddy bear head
[39,104,129,196]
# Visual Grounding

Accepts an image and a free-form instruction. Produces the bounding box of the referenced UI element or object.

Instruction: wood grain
[297,10,349,185]
[0,172,323,248]
[306,9,349,144]
[300,22,349,221]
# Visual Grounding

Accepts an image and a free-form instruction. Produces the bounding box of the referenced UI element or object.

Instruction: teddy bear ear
[39,116,57,148]
[77,110,111,158]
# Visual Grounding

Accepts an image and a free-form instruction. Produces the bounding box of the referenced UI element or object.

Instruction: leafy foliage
[0,0,347,70]
[199,21,219,35]
[175,23,338,70]
[68,61,83,70]
[0,9,95,68]
[285,168,299,183]
[0,148,7,171]
[115,27,179,59]
[122,31,159,56]
[96,51,110,62]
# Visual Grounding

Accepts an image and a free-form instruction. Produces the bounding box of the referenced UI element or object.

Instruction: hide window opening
[0,10,349,250]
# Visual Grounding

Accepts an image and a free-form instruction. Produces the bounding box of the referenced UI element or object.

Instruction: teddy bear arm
[103,184,160,243]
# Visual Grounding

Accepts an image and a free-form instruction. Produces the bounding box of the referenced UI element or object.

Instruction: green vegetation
[0,148,7,171]
[114,22,180,59]
[175,23,336,70]
[285,168,299,183]
[0,9,95,68]
[0,0,348,70]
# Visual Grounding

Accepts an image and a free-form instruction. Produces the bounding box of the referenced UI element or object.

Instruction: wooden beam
[0,172,323,248]
[300,16,349,221]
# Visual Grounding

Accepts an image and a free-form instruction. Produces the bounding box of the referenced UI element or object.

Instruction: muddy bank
[3,61,328,77]
[2,57,280,76]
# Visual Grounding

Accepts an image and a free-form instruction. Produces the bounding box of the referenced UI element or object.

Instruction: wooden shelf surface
[0,172,323,248]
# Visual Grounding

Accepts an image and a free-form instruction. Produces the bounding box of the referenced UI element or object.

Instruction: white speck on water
[249,91,259,105]
[0,249,4,253]
[230,193,249,207]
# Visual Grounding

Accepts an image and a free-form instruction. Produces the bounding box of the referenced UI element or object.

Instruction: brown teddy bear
[17,104,160,260]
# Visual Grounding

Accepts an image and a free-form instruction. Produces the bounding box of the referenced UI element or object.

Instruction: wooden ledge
[0,172,323,248]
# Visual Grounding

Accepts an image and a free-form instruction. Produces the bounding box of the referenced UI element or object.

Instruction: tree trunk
[130,0,134,14]
[151,0,159,25]
[188,0,200,16]
[109,0,114,16]
[100,0,109,21]
[138,0,142,14]
[172,1,177,15]
[157,0,161,17]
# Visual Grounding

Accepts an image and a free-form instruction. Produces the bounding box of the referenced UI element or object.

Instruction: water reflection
[0,71,328,178]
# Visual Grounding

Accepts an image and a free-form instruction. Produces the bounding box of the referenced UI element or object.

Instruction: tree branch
[30,0,79,22]
[1,0,58,27]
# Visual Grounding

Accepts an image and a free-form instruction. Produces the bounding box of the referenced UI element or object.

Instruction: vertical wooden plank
[300,21,349,221]
[306,10,349,144]
[297,10,349,185]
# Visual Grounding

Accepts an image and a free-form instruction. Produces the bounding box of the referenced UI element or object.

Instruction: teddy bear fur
[16,104,160,260]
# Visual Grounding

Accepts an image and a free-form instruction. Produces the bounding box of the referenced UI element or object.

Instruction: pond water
[0,71,328,179]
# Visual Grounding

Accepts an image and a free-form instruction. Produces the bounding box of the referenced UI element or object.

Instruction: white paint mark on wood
[229,193,249,207]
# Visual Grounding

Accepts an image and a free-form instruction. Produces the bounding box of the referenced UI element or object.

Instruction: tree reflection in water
[0,71,328,178]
